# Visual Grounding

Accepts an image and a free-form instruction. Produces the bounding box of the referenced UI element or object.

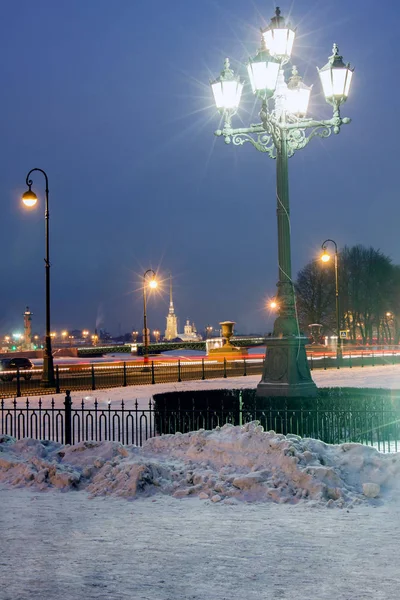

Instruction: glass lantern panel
[332,69,348,97]
[320,67,353,100]
[344,69,353,97]
[319,69,333,99]
[263,28,295,59]
[285,88,311,116]
[247,61,279,94]
[212,80,243,109]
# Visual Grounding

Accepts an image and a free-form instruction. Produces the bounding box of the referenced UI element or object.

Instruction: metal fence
[2,389,400,452]
[2,348,400,398]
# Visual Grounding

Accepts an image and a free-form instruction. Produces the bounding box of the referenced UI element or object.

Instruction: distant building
[164,275,178,341]
[23,306,33,349]
[177,319,202,342]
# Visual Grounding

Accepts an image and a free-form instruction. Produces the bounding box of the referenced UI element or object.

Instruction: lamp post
[210,7,353,397]
[21,168,55,387]
[321,239,342,362]
[143,269,158,360]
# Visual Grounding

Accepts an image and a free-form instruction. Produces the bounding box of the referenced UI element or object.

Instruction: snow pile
[0,422,399,507]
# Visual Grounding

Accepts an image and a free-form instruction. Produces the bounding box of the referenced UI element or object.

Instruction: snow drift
[0,422,399,507]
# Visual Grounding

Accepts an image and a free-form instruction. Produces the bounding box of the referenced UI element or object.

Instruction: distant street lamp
[21,168,55,387]
[321,239,342,361]
[143,269,158,360]
[269,300,278,310]
[153,329,161,343]
[210,7,353,397]
[205,325,213,339]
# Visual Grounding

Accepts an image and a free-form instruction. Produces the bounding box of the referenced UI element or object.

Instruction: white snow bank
[1,422,399,508]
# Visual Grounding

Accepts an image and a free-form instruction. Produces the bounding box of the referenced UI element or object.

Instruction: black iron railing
[2,388,400,452]
[1,349,400,398]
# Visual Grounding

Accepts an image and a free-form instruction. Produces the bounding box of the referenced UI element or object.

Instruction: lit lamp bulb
[270,300,278,309]
[21,188,38,208]
[149,279,158,289]
[321,251,330,263]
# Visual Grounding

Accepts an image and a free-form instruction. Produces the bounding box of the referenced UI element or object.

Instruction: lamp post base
[256,336,317,398]
[41,355,55,388]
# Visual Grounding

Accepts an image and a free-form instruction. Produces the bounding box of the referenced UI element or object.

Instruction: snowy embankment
[1,420,398,508]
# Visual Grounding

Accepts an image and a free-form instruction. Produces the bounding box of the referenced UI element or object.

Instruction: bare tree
[295,260,335,335]
[296,245,397,345]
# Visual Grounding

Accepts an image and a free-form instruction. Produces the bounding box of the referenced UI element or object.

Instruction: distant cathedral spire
[165,273,178,340]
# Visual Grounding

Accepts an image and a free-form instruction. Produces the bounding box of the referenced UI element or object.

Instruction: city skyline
[0,0,397,335]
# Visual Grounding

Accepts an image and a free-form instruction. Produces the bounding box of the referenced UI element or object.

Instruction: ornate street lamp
[21,168,55,387]
[321,239,342,363]
[142,269,158,360]
[210,7,353,397]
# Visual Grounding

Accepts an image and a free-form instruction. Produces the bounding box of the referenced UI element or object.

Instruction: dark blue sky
[0,0,397,336]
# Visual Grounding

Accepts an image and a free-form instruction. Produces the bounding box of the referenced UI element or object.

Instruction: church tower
[164,274,178,340]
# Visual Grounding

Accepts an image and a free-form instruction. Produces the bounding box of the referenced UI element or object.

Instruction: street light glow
[21,188,38,208]
[149,279,158,289]
[261,7,296,61]
[321,251,331,263]
[318,44,354,105]
[211,58,243,111]
[247,44,280,97]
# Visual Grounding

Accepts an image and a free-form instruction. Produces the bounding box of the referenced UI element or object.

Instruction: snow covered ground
[2,365,400,599]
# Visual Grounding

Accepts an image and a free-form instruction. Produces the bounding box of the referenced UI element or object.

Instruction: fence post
[151,361,155,384]
[243,358,247,376]
[123,362,127,387]
[349,352,352,368]
[55,365,60,394]
[310,353,313,371]
[323,353,326,370]
[238,391,243,427]
[178,359,182,382]
[91,365,96,390]
[16,368,21,398]
[64,390,72,445]
[223,357,227,378]
[201,358,205,380]
[361,351,364,367]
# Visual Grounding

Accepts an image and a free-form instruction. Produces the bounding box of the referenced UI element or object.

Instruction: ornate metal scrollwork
[232,132,276,157]
[215,110,350,158]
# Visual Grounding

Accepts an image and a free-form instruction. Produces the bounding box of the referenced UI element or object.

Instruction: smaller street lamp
[321,239,342,362]
[21,168,55,387]
[143,270,158,360]
[205,325,213,339]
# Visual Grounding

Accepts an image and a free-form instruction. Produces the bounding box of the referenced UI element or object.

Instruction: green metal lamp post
[142,269,158,361]
[210,7,353,397]
[21,168,56,388]
[321,239,342,363]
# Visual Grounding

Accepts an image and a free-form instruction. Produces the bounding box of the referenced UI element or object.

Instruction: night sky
[0,0,396,337]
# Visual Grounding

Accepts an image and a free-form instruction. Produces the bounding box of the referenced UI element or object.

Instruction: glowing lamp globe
[211,58,243,111]
[285,66,312,117]
[247,43,280,97]
[318,44,353,105]
[262,7,296,62]
[321,251,331,263]
[149,279,158,289]
[22,188,38,208]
